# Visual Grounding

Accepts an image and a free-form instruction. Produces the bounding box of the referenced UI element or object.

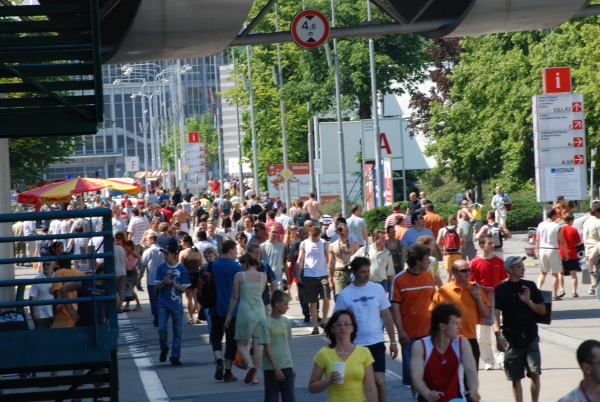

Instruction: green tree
[160,114,218,170]
[423,15,600,193]
[224,0,429,188]
[10,136,82,188]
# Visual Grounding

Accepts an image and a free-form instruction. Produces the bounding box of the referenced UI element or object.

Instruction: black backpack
[221,200,231,215]
[197,262,216,308]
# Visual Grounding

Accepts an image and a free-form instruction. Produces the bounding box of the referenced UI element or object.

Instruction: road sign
[542,67,571,94]
[125,156,139,171]
[182,165,189,173]
[279,168,294,180]
[313,159,323,175]
[290,10,329,49]
[188,132,199,143]
[533,92,587,202]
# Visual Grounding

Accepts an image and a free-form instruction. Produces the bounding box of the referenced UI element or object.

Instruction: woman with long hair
[179,233,205,324]
[122,240,142,311]
[309,309,377,402]
[219,216,237,238]
[232,202,242,222]
[225,253,266,385]
[236,232,248,259]
[283,224,300,296]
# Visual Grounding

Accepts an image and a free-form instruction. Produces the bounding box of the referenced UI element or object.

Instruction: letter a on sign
[380,132,392,155]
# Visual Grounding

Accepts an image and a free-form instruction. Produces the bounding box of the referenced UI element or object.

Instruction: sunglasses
[332,321,354,327]
[452,268,471,273]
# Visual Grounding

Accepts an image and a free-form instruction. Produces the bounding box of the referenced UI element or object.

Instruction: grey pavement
[13,234,599,401]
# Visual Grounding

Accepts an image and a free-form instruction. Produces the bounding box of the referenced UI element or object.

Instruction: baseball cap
[160,238,179,254]
[504,256,526,271]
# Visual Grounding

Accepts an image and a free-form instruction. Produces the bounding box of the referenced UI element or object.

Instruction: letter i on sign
[555,73,561,89]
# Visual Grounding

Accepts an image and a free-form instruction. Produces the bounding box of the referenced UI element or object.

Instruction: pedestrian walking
[225,252,266,385]
[156,243,191,366]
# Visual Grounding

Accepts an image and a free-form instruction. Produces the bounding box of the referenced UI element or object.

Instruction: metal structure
[0,209,118,401]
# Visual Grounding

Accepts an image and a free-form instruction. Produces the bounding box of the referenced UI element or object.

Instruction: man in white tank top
[536,208,568,300]
[295,226,330,334]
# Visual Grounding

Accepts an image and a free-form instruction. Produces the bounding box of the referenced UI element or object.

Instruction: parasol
[17,178,141,204]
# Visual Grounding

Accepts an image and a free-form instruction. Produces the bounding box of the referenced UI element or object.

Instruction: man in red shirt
[469,233,508,371]
[210,180,220,198]
[559,212,582,297]
[159,202,173,225]
[264,210,284,243]
[411,303,480,402]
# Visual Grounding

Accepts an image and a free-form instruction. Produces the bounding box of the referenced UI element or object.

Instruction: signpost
[290,10,330,49]
[533,89,587,202]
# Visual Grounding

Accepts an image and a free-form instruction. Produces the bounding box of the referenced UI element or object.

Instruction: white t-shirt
[302,238,328,277]
[537,220,560,249]
[261,241,287,282]
[28,273,54,319]
[334,281,391,346]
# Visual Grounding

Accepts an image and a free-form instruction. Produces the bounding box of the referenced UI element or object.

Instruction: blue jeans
[401,337,424,386]
[378,279,388,295]
[158,308,183,359]
[264,367,295,402]
[148,285,158,325]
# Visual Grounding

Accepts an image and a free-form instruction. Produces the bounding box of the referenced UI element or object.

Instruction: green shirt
[260,315,293,370]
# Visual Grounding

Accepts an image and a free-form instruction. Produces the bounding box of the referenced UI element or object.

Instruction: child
[156,243,191,366]
[260,290,295,402]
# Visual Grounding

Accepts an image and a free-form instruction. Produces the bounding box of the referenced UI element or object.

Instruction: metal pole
[247,46,260,193]
[171,68,179,189]
[591,148,596,207]
[368,1,384,207]
[177,61,187,190]
[275,7,291,209]
[214,55,225,198]
[307,102,315,194]
[138,94,149,173]
[0,140,13,303]
[232,52,246,197]
[331,0,348,216]
[314,114,322,203]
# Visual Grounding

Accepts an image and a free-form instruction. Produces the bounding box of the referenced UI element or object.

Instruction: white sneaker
[484,363,494,370]
[496,361,504,370]
[589,288,596,296]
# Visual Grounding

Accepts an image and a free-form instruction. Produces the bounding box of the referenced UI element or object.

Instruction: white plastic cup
[333,362,345,384]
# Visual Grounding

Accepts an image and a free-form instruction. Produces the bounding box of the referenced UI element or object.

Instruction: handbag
[581,258,592,285]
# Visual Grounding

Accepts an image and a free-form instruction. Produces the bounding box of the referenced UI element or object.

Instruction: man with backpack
[220,194,232,216]
[436,215,466,283]
[475,210,512,258]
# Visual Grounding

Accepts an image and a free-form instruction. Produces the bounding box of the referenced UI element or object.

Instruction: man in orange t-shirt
[423,204,445,261]
[432,259,491,369]
[390,243,435,389]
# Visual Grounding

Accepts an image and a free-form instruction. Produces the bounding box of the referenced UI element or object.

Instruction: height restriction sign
[290,10,329,49]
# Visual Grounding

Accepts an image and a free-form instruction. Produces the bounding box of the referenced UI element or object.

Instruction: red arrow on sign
[574,155,585,164]
[572,102,583,112]
[573,137,584,147]
[573,120,583,129]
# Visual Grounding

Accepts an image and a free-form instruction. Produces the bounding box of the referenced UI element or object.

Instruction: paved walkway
[13,234,600,401]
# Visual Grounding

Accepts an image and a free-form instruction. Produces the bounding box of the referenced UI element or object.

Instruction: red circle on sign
[290,9,330,49]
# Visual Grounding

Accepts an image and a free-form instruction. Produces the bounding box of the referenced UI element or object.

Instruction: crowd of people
[15,186,600,402]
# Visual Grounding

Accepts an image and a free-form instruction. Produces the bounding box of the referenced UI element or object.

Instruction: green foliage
[363,206,392,234]
[505,196,544,231]
[10,136,82,188]
[224,0,429,189]
[321,199,342,217]
[160,114,218,171]
[423,16,600,192]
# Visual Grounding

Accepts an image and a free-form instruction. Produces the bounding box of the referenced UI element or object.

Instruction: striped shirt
[385,212,411,229]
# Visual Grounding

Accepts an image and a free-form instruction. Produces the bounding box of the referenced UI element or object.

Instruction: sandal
[186,319,194,324]
[244,367,256,384]
[573,292,579,297]
[195,319,202,324]
[123,308,131,312]
[133,305,142,311]
[251,379,260,385]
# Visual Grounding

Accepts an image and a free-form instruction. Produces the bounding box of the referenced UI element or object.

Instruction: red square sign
[542,67,571,94]
[188,132,199,143]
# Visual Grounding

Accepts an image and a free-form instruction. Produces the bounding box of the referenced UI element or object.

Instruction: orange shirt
[51,267,85,319]
[431,281,491,339]
[552,203,571,223]
[391,270,435,338]
[423,212,445,239]
[395,225,408,241]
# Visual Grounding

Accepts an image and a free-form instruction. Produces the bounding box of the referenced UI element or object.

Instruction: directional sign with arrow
[573,137,584,147]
